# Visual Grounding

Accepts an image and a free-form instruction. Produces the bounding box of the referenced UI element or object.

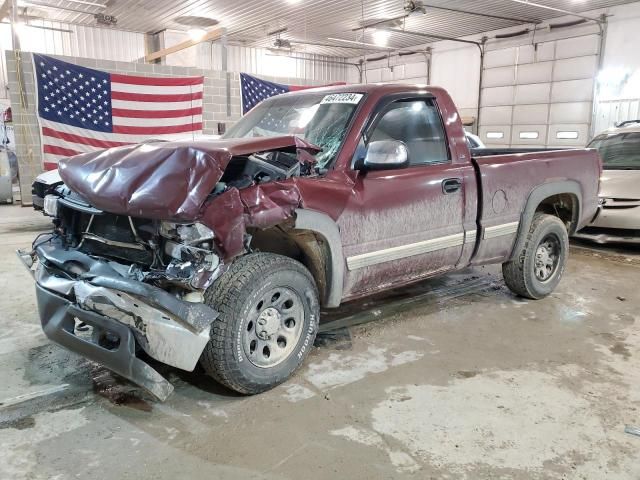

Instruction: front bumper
[20,237,219,401]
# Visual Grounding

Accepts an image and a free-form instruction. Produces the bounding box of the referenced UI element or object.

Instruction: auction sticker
[320,93,363,104]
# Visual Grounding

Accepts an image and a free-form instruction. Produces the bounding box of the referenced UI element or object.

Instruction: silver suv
[576,120,640,244]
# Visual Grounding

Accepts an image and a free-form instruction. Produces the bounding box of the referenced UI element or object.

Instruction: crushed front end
[18,187,224,401]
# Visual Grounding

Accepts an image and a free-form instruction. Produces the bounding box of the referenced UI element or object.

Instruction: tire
[200,253,320,394]
[502,213,569,300]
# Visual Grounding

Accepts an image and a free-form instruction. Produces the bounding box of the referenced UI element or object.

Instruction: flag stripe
[112,98,202,110]
[112,107,202,119]
[113,115,202,127]
[111,91,203,102]
[43,144,82,157]
[113,123,203,135]
[44,161,59,171]
[42,126,131,148]
[39,118,200,143]
[111,73,204,86]
[43,136,124,154]
[111,82,204,95]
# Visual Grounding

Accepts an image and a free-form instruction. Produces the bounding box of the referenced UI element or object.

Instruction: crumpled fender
[199,171,356,261]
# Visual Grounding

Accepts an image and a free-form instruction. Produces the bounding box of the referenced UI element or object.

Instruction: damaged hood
[58,136,321,221]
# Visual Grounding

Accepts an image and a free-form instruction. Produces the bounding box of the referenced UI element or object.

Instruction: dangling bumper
[18,237,219,401]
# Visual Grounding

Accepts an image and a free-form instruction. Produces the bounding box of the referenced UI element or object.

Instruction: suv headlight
[43,194,59,217]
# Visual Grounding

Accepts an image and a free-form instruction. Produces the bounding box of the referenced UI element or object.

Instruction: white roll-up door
[479,33,601,149]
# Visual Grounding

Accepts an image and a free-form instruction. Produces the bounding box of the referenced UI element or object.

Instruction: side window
[369,99,450,166]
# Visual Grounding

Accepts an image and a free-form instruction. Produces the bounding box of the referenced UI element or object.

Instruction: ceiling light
[64,0,106,7]
[174,16,219,27]
[372,29,391,46]
[327,37,390,50]
[187,28,207,41]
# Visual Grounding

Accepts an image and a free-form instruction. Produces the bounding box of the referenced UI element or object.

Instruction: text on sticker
[320,93,363,105]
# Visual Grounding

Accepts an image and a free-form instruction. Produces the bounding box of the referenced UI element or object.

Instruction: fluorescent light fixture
[556,131,579,139]
[519,131,539,139]
[65,0,106,7]
[187,28,207,41]
[327,37,391,50]
[372,29,391,46]
[486,131,504,139]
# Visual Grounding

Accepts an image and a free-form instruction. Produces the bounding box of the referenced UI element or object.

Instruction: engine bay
[40,148,315,298]
[219,150,309,190]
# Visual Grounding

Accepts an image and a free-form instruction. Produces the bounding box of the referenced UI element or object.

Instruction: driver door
[339,97,470,296]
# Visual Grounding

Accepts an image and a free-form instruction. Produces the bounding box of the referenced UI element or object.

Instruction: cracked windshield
[224,92,363,168]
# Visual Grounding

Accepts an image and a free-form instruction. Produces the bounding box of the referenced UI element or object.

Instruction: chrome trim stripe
[465,230,477,244]
[346,232,464,271]
[483,221,519,239]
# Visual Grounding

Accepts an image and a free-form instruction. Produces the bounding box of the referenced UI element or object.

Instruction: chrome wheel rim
[534,234,560,282]
[243,287,305,368]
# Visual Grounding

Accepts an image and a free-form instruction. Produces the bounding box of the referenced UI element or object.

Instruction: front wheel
[200,253,319,394]
[502,213,569,299]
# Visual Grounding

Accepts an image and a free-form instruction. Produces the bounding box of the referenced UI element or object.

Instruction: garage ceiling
[16,0,640,56]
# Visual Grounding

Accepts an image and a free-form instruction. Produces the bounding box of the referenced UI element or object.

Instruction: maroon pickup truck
[19,84,601,400]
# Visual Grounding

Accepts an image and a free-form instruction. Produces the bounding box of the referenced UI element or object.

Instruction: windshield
[224,92,363,169]
[588,132,640,169]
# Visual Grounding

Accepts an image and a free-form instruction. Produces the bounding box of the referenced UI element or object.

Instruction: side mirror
[362,140,409,171]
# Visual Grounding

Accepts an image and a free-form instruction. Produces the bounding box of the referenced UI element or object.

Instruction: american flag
[240,73,344,115]
[34,54,204,170]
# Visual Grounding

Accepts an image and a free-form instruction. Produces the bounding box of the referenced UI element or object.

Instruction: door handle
[442,178,462,194]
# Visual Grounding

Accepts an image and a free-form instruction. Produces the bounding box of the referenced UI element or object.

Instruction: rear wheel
[200,253,319,394]
[502,213,569,299]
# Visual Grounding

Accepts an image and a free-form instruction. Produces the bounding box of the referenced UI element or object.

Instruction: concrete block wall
[5,51,327,204]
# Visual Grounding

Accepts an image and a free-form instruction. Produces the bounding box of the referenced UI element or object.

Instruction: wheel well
[534,193,579,234]
[247,225,330,306]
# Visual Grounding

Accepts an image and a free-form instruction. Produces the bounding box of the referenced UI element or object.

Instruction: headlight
[43,194,59,217]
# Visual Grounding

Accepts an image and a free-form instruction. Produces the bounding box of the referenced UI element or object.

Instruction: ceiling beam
[502,0,603,23]
[145,27,225,63]
[414,2,540,24]
[379,27,483,47]
[354,5,539,33]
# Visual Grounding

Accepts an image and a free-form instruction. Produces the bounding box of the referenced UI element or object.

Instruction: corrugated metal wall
[1,24,348,103]
[0,22,146,100]
[223,44,348,82]
[167,39,349,82]
[594,98,640,133]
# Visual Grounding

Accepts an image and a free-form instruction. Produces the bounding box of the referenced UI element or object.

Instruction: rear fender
[509,181,582,261]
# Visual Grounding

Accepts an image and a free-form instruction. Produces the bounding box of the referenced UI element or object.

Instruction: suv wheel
[502,213,569,299]
[200,253,319,394]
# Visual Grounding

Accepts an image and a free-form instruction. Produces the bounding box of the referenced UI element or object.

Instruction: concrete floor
[1,203,639,480]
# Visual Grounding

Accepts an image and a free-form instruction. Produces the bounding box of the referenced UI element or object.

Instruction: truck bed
[470,147,575,157]
[469,148,601,266]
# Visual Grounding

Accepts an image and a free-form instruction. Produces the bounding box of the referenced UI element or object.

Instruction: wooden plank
[145,27,225,63]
